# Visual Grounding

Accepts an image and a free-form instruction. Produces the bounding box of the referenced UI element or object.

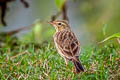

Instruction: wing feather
[54,30,80,58]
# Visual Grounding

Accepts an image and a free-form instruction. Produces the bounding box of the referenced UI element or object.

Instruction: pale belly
[55,42,65,57]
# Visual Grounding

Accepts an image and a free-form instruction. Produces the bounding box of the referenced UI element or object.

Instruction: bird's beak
[48,21,54,25]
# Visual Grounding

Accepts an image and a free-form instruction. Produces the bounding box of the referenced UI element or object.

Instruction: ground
[0,38,120,80]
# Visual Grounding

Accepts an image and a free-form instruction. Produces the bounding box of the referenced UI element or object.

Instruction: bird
[49,20,84,73]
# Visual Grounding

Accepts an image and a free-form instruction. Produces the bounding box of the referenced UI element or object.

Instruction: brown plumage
[49,20,84,73]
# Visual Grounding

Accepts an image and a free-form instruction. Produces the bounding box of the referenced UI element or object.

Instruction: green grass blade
[99,32,120,44]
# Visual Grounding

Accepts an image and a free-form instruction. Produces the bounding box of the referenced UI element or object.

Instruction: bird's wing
[55,30,80,58]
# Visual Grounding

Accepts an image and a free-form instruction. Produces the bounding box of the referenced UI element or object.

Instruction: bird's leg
[64,57,68,67]
[72,67,76,74]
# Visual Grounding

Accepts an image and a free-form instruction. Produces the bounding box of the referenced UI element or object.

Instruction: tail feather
[72,58,84,73]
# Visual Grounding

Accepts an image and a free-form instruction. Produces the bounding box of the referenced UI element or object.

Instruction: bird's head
[49,20,70,32]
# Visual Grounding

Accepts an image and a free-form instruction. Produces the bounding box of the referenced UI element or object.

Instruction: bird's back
[53,30,80,59]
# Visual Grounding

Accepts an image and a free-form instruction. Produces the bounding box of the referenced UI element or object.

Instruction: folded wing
[55,30,80,58]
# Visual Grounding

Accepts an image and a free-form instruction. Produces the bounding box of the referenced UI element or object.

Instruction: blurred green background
[0,0,120,45]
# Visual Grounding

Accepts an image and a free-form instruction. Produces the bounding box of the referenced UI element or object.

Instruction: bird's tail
[72,57,84,73]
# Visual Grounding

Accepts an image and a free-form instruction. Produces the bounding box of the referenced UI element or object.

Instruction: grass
[0,37,120,80]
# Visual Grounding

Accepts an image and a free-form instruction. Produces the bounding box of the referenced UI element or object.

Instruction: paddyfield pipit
[49,20,84,73]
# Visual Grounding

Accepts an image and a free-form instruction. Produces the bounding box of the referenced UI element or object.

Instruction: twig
[0,20,39,36]
[6,26,29,36]
[10,50,30,60]
[62,0,69,21]
[51,0,69,21]
[51,11,62,21]
[0,0,29,26]
[20,0,29,8]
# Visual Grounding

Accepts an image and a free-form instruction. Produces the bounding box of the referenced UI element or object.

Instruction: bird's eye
[58,23,62,25]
